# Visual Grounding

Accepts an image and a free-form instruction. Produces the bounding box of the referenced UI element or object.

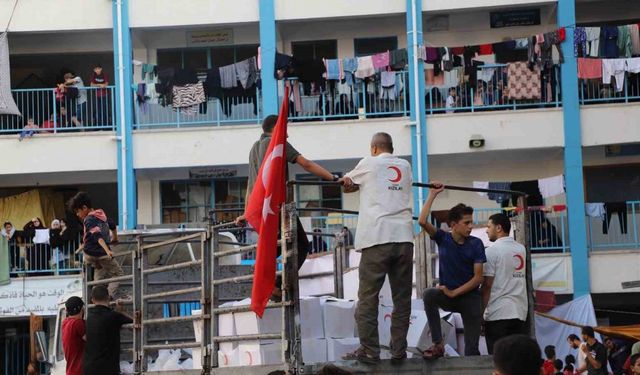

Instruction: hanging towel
[342,57,358,87]
[473,181,489,197]
[235,57,257,89]
[172,82,206,116]
[630,24,640,56]
[219,64,237,88]
[585,203,605,220]
[602,59,626,92]
[585,27,601,58]
[626,57,640,74]
[371,51,390,69]
[443,68,461,87]
[355,56,375,79]
[538,175,565,198]
[577,58,603,79]
[507,62,541,100]
[618,25,633,58]
[324,59,343,80]
[390,48,408,69]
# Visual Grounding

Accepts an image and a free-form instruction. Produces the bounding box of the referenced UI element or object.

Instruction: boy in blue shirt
[418,182,486,359]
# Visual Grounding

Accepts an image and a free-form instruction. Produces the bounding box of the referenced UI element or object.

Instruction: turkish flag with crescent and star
[245,87,290,317]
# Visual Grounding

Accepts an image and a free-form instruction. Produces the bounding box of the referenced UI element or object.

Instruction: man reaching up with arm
[418,182,486,359]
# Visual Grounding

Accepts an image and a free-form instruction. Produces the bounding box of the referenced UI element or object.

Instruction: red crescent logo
[513,254,525,271]
[384,313,392,321]
[388,166,402,183]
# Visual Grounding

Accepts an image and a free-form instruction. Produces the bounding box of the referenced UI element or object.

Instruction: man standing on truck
[340,132,414,364]
[83,285,132,375]
[67,191,124,299]
[235,114,338,301]
[62,296,86,375]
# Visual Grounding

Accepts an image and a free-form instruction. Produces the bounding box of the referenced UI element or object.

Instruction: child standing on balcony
[64,72,87,127]
[18,118,39,141]
[90,64,110,127]
[446,87,458,114]
[67,192,125,300]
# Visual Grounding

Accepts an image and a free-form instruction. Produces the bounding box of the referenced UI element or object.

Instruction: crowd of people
[1,216,80,275]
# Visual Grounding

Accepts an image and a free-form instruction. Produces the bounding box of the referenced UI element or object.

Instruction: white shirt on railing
[345,153,414,251]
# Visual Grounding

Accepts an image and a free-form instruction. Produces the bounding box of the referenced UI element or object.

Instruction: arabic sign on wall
[187,29,234,47]
[0,276,81,317]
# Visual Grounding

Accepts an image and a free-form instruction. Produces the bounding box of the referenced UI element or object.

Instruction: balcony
[6,234,82,278]
[425,65,562,114]
[1,87,116,135]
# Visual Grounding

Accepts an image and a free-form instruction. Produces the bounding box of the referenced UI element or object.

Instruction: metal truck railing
[78,181,533,373]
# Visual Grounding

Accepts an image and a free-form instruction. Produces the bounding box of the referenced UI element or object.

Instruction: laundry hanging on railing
[172,82,205,116]
[577,56,640,92]
[574,23,640,58]
[475,175,565,205]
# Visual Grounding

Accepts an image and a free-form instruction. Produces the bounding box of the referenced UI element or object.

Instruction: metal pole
[210,224,220,368]
[201,231,212,372]
[139,235,148,372]
[134,235,143,373]
[516,197,536,337]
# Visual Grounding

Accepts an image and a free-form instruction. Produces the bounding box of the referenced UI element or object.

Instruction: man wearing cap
[62,296,85,375]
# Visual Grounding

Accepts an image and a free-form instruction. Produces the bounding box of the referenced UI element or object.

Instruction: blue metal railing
[579,72,640,105]
[426,65,562,114]
[278,71,409,122]
[134,87,262,129]
[0,86,116,134]
[471,208,570,253]
[3,334,46,375]
[8,234,83,277]
[587,201,640,251]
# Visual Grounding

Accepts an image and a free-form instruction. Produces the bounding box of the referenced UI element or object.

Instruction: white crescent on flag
[261,144,284,188]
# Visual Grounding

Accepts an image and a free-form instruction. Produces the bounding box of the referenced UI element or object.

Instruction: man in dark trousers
[340,132,414,364]
[236,114,338,301]
[419,182,486,359]
[83,285,132,375]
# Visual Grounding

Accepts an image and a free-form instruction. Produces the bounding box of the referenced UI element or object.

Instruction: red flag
[245,87,290,317]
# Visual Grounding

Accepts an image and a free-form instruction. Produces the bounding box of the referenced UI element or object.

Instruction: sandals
[422,343,445,360]
[342,348,380,365]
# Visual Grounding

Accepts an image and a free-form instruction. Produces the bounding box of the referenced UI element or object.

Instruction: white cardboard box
[322,298,356,338]
[238,340,282,366]
[302,338,327,364]
[377,305,394,347]
[217,347,239,367]
[234,299,281,336]
[300,297,324,339]
[343,268,392,305]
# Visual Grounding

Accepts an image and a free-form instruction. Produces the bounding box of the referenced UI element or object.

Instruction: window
[354,37,398,56]
[296,174,342,215]
[160,179,247,224]
[157,44,259,71]
[291,40,338,60]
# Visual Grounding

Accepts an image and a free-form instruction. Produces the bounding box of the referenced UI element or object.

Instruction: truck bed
[145,356,495,374]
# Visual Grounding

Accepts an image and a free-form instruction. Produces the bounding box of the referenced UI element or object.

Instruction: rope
[4,0,20,33]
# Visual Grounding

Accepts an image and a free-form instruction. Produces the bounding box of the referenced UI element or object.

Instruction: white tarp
[535,294,601,363]
[532,256,572,294]
[0,33,21,116]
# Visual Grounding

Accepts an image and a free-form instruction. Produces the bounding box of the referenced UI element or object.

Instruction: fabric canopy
[0,189,66,228]
[537,311,640,342]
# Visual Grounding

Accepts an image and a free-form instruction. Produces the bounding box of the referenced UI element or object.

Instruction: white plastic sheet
[535,294,600,363]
